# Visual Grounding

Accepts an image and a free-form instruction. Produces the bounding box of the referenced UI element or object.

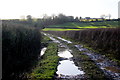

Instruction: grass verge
[27,43,59,80]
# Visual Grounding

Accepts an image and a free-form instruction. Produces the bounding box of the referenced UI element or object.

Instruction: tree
[26,15,32,20]
[51,14,56,20]
[79,16,82,20]
[26,15,32,23]
[100,14,107,21]
[108,14,111,20]
[58,13,67,23]
[75,17,79,22]
[42,14,48,19]
[95,19,98,22]
[67,16,74,22]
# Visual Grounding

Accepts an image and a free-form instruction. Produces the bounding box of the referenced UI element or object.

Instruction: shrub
[2,21,41,79]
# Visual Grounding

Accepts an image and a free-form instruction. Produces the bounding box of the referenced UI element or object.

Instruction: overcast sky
[0,0,119,19]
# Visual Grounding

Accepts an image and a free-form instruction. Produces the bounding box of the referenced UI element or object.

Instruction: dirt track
[44,33,120,80]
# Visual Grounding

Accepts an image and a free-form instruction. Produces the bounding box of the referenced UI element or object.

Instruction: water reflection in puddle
[57,37,72,43]
[43,33,60,43]
[40,47,47,56]
[56,44,85,77]
[58,49,73,58]
[57,60,84,75]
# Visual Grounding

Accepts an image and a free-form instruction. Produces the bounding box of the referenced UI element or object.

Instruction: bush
[2,21,41,79]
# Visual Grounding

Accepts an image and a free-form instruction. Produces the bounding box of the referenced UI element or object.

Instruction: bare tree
[108,14,111,20]
[26,15,32,20]
[42,14,48,19]
[100,14,106,19]
[26,15,32,23]
[100,14,107,21]
[51,14,56,20]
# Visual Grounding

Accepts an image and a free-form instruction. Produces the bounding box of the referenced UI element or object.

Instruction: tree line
[3,13,119,29]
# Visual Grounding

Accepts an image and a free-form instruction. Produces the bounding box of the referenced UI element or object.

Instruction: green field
[43,21,118,31]
[43,28,83,31]
[47,21,118,28]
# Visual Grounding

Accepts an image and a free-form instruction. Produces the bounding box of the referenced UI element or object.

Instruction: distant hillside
[45,21,118,29]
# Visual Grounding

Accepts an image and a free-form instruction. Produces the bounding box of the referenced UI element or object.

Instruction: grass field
[43,21,118,31]
[43,28,83,31]
[62,21,117,27]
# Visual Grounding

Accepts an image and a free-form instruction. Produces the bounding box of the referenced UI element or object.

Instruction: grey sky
[0,0,119,19]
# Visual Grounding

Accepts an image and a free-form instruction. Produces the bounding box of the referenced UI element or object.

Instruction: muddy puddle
[56,60,84,77]
[57,37,72,43]
[56,44,85,78]
[38,47,47,59]
[40,47,47,56]
[43,33,60,43]
[58,49,73,58]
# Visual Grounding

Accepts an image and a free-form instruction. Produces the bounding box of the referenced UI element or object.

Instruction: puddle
[43,33,60,43]
[56,44,85,78]
[57,60,84,75]
[38,47,47,59]
[49,36,60,43]
[58,49,73,58]
[40,47,47,56]
[57,37,72,43]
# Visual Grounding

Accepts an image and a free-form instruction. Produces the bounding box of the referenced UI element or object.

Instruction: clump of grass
[28,43,59,80]
[2,21,41,79]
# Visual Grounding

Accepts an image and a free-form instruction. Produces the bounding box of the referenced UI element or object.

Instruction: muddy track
[43,33,120,80]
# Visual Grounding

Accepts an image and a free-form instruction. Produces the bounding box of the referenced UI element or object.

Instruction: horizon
[0,0,119,19]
